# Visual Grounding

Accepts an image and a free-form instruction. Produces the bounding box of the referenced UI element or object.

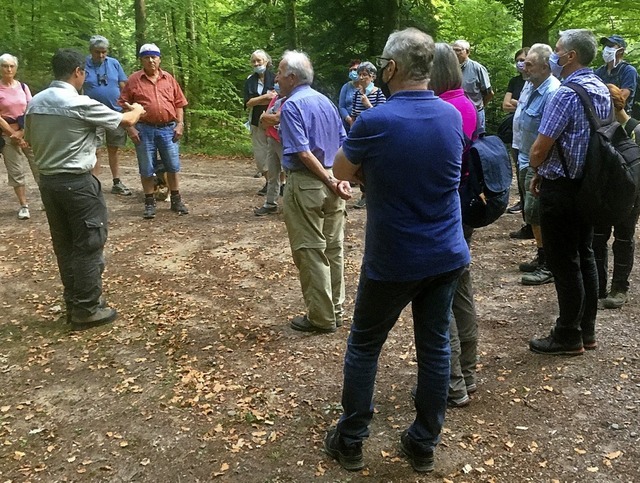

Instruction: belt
[140,121,175,128]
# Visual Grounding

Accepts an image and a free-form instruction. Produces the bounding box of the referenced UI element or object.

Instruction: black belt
[140,121,175,128]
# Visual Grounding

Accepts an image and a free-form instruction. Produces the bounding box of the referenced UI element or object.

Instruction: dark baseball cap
[600,35,627,48]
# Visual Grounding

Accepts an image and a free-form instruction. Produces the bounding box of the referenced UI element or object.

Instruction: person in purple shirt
[276,50,352,334]
[324,28,470,474]
[529,29,611,356]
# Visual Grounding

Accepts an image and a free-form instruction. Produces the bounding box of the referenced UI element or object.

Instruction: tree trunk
[522,0,549,46]
[284,0,298,50]
[134,0,146,53]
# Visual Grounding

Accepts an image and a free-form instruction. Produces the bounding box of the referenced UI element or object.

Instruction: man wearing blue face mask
[528,29,611,355]
[594,35,637,114]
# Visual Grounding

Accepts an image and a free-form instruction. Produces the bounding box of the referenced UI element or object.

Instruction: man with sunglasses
[84,35,132,196]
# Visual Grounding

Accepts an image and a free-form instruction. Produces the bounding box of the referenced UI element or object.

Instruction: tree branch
[546,0,572,31]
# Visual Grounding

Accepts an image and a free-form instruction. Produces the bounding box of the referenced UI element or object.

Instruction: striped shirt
[538,68,611,180]
[351,88,386,119]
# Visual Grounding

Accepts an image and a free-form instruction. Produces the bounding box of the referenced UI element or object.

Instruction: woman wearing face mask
[500,48,530,221]
[350,62,386,209]
[338,59,360,132]
[244,49,276,195]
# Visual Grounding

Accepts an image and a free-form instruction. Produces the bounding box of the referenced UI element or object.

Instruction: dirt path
[0,151,638,482]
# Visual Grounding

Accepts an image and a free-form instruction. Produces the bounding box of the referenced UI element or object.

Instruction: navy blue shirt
[342,90,470,281]
[594,61,637,113]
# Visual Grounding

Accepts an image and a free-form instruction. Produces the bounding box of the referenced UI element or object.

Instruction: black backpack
[557,82,640,226]
[459,128,513,228]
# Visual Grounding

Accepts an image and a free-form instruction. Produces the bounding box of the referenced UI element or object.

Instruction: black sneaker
[529,333,584,356]
[170,199,189,215]
[279,184,286,196]
[324,428,364,471]
[506,201,522,214]
[400,430,434,473]
[254,205,277,216]
[257,182,268,196]
[519,254,540,272]
[143,203,156,219]
[510,224,534,239]
[70,307,117,331]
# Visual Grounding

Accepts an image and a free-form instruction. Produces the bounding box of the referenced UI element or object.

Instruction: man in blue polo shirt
[324,28,470,474]
[594,34,637,113]
[276,50,352,334]
[84,35,131,195]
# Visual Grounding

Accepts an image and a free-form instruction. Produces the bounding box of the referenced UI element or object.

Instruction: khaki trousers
[283,169,346,329]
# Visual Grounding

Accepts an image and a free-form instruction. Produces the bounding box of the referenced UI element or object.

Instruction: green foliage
[2,0,640,155]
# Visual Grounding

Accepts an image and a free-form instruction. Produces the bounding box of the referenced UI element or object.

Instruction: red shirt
[119,68,187,124]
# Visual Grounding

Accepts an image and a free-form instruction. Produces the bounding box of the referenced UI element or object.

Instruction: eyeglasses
[376,57,392,68]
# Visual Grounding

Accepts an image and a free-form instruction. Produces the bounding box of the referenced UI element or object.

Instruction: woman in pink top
[427,42,479,409]
[0,53,38,220]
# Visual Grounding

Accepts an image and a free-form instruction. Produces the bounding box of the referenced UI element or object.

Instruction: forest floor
[0,151,638,483]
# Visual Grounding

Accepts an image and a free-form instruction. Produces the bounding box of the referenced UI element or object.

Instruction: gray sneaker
[111,181,132,196]
[254,205,277,216]
[602,289,628,309]
[170,198,189,215]
[70,307,117,331]
[18,206,30,220]
[143,203,156,219]
[521,267,554,286]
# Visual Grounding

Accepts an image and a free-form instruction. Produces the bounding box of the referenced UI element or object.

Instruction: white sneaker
[18,206,30,220]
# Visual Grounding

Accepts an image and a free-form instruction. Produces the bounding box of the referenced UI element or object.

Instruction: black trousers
[539,177,597,342]
[593,208,640,295]
[39,173,108,316]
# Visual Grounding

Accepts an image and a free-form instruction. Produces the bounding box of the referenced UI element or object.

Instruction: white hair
[452,39,470,51]
[0,53,18,67]
[89,35,109,50]
[281,50,314,85]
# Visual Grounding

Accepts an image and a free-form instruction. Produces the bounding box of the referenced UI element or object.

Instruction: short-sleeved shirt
[538,68,611,180]
[461,58,492,111]
[264,95,285,142]
[439,88,477,139]
[342,89,470,282]
[280,84,346,171]
[512,82,533,151]
[594,61,637,113]
[119,68,188,124]
[506,75,526,101]
[24,80,123,175]
[517,75,561,170]
[338,81,357,120]
[83,56,128,112]
[0,81,32,121]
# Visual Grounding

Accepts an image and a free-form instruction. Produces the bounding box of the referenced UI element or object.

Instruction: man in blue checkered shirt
[528,29,611,356]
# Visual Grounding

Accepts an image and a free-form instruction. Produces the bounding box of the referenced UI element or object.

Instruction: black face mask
[378,63,391,97]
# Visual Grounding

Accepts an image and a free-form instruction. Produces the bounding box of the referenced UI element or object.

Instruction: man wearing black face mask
[594,35,637,114]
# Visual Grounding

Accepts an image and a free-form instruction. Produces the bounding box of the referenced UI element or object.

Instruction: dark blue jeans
[337,267,463,452]
[539,178,598,342]
[39,173,108,316]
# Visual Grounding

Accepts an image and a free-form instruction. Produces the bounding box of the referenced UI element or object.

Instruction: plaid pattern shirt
[537,68,611,180]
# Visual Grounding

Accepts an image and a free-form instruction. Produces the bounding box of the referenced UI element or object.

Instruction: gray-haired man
[84,35,132,195]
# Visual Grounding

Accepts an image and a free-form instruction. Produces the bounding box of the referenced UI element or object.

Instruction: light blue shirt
[280,84,346,171]
[83,56,127,112]
[25,81,122,175]
[517,75,561,171]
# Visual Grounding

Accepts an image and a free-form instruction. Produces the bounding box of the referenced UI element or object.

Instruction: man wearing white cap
[119,43,189,219]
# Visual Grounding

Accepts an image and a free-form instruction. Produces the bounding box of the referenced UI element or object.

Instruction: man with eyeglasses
[84,35,132,196]
[325,28,469,474]
[451,39,493,128]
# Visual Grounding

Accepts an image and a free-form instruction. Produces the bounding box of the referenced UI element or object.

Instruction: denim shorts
[134,122,181,177]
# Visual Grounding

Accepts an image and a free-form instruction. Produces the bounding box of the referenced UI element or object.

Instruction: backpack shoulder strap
[625,118,640,137]
[564,81,614,129]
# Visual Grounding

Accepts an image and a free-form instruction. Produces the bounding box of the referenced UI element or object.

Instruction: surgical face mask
[516,60,526,73]
[365,82,374,95]
[254,65,266,75]
[349,70,358,81]
[602,46,620,64]
[274,83,280,94]
[549,52,567,79]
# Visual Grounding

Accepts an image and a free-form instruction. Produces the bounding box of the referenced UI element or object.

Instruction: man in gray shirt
[25,48,144,330]
[452,39,494,127]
